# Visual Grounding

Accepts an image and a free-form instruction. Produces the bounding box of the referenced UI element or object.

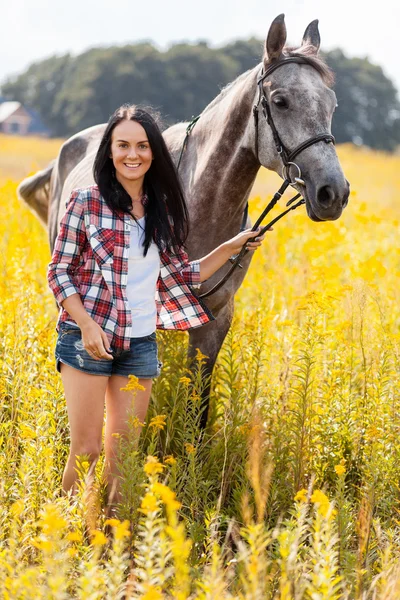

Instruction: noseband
[177,56,336,299]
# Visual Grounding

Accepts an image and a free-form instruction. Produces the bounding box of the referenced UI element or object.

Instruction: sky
[2,0,400,95]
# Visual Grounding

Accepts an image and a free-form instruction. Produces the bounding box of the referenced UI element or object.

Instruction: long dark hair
[93,104,189,256]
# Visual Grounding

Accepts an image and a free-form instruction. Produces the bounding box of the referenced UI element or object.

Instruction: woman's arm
[197,227,266,282]
[47,192,113,359]
[47,190,87,305]
[168,227,267,287]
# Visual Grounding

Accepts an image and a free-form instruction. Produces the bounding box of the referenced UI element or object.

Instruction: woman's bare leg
[104,376,153,514]
[60,363,109,495]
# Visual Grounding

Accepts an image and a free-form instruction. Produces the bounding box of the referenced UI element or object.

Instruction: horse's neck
[182,67,261,236]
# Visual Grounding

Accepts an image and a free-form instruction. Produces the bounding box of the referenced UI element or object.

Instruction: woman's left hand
[224,226,270,254]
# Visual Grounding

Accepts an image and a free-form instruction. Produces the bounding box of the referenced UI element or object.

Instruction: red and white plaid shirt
[47,185,215,351]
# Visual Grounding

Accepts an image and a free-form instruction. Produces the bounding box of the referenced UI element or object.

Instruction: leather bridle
[253,56,335,171]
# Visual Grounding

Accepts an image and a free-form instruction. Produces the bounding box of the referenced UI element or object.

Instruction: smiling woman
[46,103,266,515]
[110,120,154,214]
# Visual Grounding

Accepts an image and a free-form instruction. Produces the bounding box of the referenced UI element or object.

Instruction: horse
[18,14,349,429]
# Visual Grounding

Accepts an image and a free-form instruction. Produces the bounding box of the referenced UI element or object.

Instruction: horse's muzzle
[307,178,350,221]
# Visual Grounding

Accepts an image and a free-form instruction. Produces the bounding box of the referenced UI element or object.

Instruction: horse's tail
[17,160,55,226]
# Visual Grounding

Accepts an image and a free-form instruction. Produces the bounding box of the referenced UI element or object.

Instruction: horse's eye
[273,97,288,110]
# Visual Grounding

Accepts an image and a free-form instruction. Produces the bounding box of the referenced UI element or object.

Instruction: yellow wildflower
[195,347,208,362]
[310,489,336,518]
[294,489,308,503]
[66,531,82,542]
[38,505,67,533]
[149,414,167,430]
[114,520,131,540]
[129,415,145,428]
[142,584,163,600]
[104,518,120,528]
[164,455,176,465]
[184,442,196,454]
[144,455,165,476]
[310,489,329,505]
[90,530,108,546]
[79,460,90,472]
[179,376,191,385]
[152,482,181,510]
[335,464,346,476]
[138,493,159,515]
[190,393,201,402]
[32,538,53,552]
[120,374,146,392]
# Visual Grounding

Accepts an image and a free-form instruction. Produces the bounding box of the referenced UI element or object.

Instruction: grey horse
[18,14,349,428]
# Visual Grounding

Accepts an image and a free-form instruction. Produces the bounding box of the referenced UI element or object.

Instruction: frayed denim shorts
[55,321,162,379]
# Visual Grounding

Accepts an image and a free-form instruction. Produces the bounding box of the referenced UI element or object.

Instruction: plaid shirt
[47,185,215,351]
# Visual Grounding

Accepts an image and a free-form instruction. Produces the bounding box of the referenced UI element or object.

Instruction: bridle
[253,56,335,171]
[177,56,336,299]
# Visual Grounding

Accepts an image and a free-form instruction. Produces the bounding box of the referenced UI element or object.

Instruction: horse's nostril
[317,185,335,208]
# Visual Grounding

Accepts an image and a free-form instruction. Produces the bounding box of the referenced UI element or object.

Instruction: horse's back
[55,124,105,184]
[48,124,106,249]
[163,122,189,162]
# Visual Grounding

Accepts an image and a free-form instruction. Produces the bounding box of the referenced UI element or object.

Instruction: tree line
[2,39,400,151]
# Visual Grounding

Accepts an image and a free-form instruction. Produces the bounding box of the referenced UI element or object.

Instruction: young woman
[47,104,266,511]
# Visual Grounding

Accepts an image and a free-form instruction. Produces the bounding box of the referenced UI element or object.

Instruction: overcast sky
[2,0,400,94]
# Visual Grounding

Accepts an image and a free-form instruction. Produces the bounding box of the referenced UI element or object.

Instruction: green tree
[2,55,71,136]
[324,49,400,151]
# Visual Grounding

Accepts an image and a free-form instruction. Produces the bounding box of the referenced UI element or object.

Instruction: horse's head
[257,14,349,221]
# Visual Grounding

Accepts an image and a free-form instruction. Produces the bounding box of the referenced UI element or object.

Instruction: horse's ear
[264,14,287,66]
[301,19,321,54]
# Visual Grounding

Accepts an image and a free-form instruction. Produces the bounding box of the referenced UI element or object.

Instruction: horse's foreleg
[187,299,234,430]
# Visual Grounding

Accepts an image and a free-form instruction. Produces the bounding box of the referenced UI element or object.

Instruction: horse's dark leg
[187,299,234,431]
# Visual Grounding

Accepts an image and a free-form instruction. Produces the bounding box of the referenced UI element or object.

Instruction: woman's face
[110,119,153,189]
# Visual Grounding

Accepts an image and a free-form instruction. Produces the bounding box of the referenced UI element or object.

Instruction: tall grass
[1,134,400,597]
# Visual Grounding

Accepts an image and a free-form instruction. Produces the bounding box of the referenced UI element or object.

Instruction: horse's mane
[202,69,254,114]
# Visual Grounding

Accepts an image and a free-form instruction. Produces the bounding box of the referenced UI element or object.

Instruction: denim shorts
[54,321,162,378]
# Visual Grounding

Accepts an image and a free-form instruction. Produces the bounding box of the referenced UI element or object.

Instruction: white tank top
[126,215,160,337]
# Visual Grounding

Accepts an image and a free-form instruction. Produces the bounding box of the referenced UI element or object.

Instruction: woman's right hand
[80,319,114,360]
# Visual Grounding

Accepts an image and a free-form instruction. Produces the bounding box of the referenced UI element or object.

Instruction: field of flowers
[1,132,400,598]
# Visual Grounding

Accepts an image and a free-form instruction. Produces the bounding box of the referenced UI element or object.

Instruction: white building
[0,101,32,135]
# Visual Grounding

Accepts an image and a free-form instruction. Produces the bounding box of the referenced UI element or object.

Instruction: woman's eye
[139,144,148,149]
[273,97,288,110]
